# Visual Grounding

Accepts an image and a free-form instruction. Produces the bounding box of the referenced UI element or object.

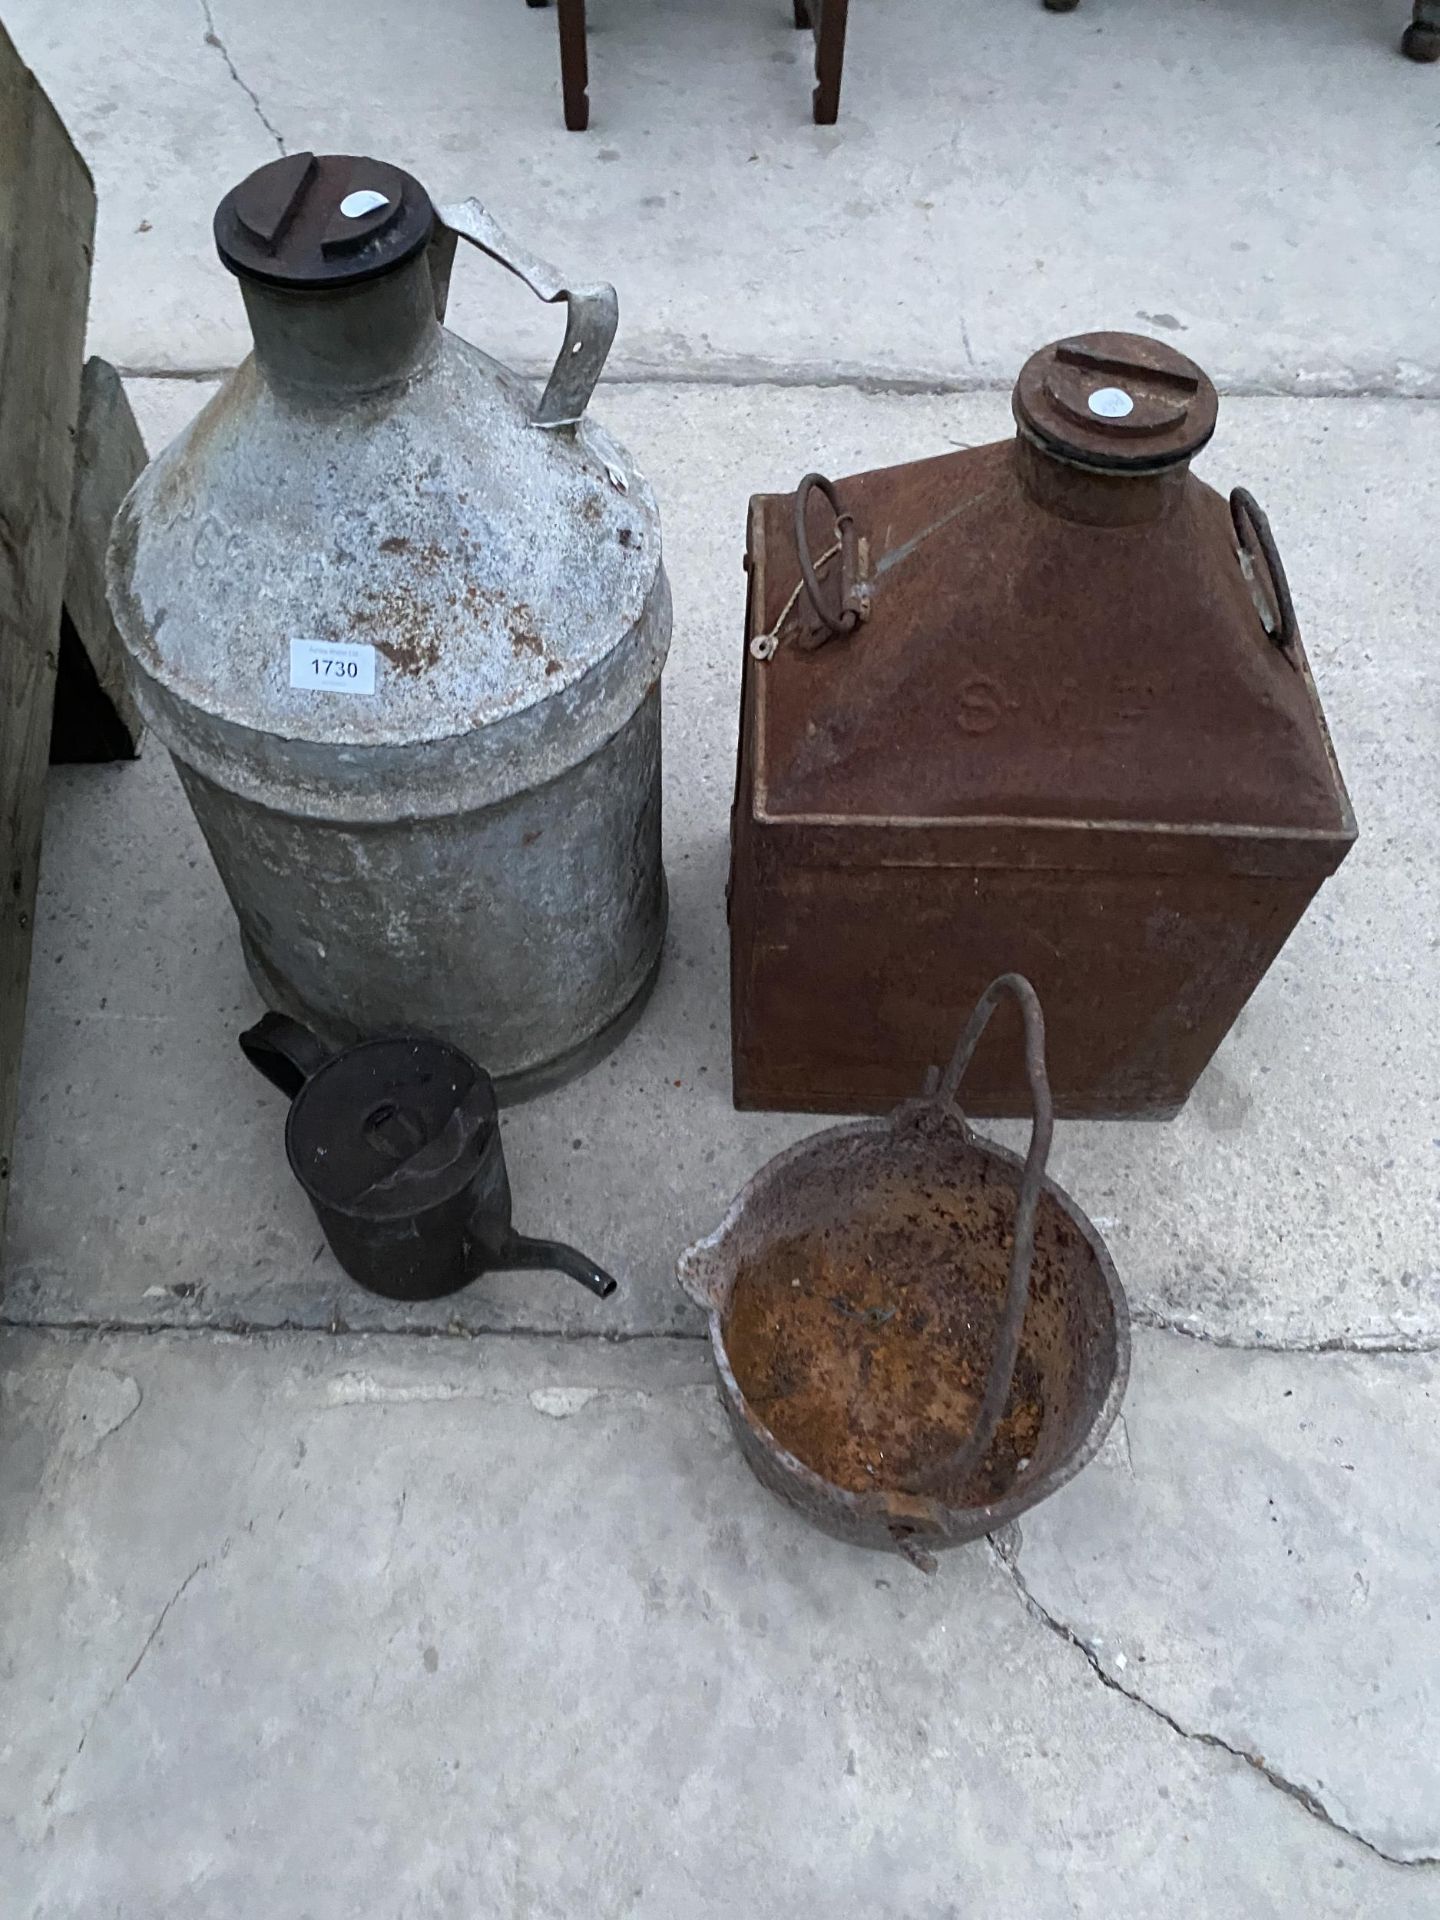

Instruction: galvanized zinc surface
[108,332,660,756]
[105,235,671,1080]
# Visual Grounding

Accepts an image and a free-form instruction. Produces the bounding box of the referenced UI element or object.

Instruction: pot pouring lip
[675,1114,892,1312]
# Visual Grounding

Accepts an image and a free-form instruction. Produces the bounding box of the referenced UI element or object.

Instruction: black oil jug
[240,1013,616,1302]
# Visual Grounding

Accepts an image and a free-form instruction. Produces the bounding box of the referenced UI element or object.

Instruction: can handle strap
[431,199,618,430]
[900,972,1054,1497]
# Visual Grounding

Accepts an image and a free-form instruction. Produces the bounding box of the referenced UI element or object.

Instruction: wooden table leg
[811,0,849,125]
[557,0,590,130]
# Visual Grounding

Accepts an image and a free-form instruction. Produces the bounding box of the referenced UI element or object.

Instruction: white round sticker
[1088,386,1135,419]
[340,189,390,219]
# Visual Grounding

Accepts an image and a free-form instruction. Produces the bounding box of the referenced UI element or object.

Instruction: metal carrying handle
[432,199,618,430]
[793,471,871,642]
[1230,487,1297,652]
[901,973,1055,1498]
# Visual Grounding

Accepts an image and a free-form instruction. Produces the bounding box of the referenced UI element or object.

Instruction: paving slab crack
[1133,1307,1440,1356]
[1,1309,705,1345]
[14,1302,1440,1358]
[199,0,286,155]
[92,1372,143,1450]
[115,361,1440,400]
[42,1550,217,1817]
[987,1528,1440,1871]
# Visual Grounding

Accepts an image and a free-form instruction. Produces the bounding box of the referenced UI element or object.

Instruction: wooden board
[51,355,147,763]
[0,23,96,1244]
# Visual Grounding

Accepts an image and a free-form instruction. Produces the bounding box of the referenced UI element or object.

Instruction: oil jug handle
[903,973,1054,1498]
[239,1012,333,1100]
[430,199,619,431]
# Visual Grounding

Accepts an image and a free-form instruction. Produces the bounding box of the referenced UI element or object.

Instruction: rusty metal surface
[109,164,670,1096]
[730,332,1355,1116]
[743,455,1347,831]
[680,981,1129,1564]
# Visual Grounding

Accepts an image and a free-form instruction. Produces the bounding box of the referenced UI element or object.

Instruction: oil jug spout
[495,1233,618,1300]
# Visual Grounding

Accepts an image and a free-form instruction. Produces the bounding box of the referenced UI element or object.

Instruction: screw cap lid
[1013,331,1219,472]
[214,151,435,291]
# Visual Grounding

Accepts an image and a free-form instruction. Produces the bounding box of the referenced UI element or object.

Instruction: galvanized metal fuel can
[108,152,670,1098]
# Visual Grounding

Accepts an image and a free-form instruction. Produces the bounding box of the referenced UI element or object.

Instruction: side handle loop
[1230,487,1298,652]
[793,471,872,644]
[433,198,618,429]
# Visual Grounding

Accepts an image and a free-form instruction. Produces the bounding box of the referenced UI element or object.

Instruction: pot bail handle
[431,199,618,429]
[903,973,1054,1497]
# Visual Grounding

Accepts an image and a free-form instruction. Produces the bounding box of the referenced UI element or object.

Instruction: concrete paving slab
[1011,1336,1440,1863]
[5,0,1439,393]
[2,1323,1434,1915]
[4,379,1436,1347]
[3,7,1434,1911]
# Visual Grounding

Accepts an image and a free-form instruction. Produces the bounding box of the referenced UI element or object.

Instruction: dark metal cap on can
[1013,331,1219,473]
[214,151,435,290]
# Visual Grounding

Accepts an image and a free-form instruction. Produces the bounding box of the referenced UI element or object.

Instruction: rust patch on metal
[725,977,1058,1512]
[507,602,544,658]
[355,580,444,677]
[460,579,499,617]
[348,550,550,681]
[725,1175,1046,1506]
[681,1027,1129,1560]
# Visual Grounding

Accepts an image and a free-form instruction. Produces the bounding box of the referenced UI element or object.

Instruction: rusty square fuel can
[729,332,1356,1117]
